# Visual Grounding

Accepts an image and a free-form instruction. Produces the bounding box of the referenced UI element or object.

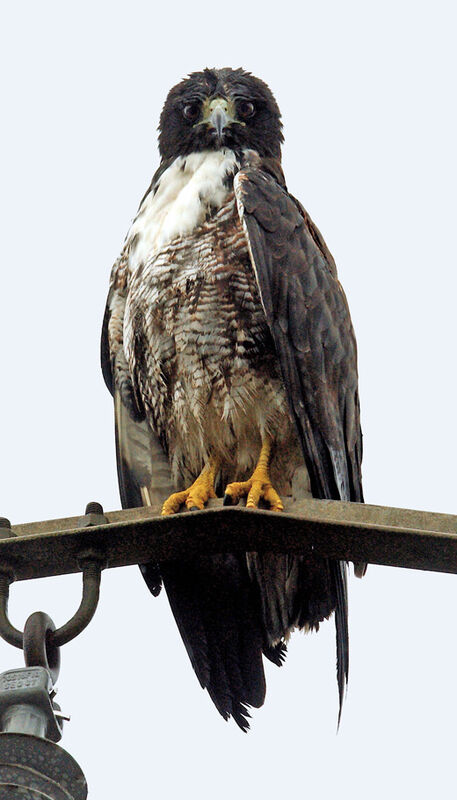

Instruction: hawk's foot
[161,458,219,515]
[223,438,284,512]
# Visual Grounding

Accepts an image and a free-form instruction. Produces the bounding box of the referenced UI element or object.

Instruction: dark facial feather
[158,67,284,161]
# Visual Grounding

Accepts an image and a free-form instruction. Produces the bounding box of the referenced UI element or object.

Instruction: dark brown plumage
[101,67,363,730]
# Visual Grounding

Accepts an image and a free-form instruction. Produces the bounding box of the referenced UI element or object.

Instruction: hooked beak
[210,106,228,141]
[201,97,236,143]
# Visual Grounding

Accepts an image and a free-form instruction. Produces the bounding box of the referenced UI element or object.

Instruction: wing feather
[235,154,364,717]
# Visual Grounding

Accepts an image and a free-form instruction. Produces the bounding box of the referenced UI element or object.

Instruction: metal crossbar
[1,497,456,582]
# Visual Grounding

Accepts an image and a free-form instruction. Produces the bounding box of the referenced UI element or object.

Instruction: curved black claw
[189,506,201,512]
[223,493,233,506]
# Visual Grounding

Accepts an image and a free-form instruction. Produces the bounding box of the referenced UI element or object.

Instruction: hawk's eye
[183,103,200,122]
[238,101,255,119]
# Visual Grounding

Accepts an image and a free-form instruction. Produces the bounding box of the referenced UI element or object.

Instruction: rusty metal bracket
[0,557,104,652]
[0,505,107,654]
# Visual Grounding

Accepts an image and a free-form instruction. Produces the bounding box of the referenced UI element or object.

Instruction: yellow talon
[161,458,219,515]
[224,438,284,512]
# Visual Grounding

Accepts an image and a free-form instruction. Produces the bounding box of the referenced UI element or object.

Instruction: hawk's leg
[161,456,220,515]
[223,437,284,512]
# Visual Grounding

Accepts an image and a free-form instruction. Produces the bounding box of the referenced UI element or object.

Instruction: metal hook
[52,552,104,647]
[0,554,104,654]
[0,572,22,649]
[0,502,107,654]
[0,555,104,654]
[0,501,107,656]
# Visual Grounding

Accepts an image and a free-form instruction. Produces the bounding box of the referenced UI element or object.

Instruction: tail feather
[331,560,349,726]
[246,552,301,644]
[161,553,266,730]
[263,640,287,666]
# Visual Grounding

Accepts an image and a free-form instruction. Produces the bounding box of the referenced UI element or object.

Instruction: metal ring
[23,611,61,685]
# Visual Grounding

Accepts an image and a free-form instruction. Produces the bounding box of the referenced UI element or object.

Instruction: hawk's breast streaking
[101,67,363,730]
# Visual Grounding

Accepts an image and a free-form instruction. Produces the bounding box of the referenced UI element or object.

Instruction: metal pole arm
[0,496,456,582]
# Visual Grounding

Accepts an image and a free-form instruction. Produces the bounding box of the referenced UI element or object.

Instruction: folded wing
[234,154,364,717]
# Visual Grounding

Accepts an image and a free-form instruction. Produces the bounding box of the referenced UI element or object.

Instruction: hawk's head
[158,68,283,161]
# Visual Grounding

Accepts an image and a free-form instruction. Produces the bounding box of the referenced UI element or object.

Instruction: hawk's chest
[122,150,288,473]
[125,149,269,362]
[126,149,240,275]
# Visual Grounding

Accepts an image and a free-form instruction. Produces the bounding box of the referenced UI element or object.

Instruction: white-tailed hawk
[101,67,364,730]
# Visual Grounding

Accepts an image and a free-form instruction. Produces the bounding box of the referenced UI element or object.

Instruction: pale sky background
[1,1,456,798]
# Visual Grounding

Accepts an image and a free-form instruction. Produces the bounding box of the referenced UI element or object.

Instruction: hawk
[101,68,364,730]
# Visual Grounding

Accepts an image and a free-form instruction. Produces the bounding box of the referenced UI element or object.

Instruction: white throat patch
[127,149,239,272]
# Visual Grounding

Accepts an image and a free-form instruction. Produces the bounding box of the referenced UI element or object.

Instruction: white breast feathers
[126,149,239,273]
